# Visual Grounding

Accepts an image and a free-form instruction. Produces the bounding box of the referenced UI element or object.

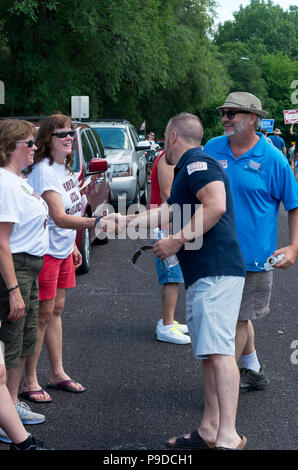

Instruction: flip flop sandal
[166,430,215,449]
[19,389,52,403]
[47,379,85,393]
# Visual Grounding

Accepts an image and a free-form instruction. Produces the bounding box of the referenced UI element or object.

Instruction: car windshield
[94,127,129,150]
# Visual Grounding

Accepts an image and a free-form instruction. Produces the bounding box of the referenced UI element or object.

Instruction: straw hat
[273,128,281,135]
[217,92,268,118]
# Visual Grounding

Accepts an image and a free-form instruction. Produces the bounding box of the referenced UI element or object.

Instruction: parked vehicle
[72,123,110,273]
[87,120,150,207]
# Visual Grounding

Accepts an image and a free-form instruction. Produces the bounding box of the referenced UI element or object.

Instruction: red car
[72,123,110,273]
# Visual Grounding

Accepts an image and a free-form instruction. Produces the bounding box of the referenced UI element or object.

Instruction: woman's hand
[7,288,25,323]
[72,243,82,270]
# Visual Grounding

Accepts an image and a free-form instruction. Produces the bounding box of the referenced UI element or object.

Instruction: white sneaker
[157,319,189,334]
[15,401,45,425]
[0,426,12,444]
[156,323,191,345]
[174,320,188,334]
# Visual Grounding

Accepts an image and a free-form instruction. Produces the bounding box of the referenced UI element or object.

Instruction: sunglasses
[51,130,76,138]
[219,110,250,120]
[16,140,36,148]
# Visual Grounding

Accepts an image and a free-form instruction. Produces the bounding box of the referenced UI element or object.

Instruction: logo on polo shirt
[187,161,208,175]
[247,160,261,171]
[218,160,228,169]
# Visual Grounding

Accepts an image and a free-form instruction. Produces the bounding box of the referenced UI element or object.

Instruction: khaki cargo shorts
[0,253,43,368]
[238,271,273,321]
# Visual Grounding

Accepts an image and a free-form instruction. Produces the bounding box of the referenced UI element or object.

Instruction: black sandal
[166,430,215,449]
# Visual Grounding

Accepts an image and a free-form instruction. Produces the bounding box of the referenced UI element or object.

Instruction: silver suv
[88,120,150,207]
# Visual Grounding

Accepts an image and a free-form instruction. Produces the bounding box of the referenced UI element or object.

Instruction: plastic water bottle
[153,228,179,268]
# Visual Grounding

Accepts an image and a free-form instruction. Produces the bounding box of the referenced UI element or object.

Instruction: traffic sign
[261,119,274,133]
[71,96,89,120]
[283,109,298,124]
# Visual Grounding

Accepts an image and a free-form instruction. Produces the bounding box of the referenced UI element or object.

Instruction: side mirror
[136,140,151,151]
[88,158,108,174]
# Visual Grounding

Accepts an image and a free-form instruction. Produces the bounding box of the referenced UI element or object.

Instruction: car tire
[146,162,153,183]
[140,180,148,206]
[133,179,140,204]
[78,227,91,274]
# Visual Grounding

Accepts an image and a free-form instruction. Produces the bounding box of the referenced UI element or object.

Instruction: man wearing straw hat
[269,128,287,156]
[204,92,298,393]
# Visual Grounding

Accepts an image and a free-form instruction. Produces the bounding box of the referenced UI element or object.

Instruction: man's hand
[272,245,298,269]
[153,235,183,260]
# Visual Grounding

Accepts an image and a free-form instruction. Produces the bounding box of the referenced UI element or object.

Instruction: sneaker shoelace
[15,400,31,417]
[170,326,184,335]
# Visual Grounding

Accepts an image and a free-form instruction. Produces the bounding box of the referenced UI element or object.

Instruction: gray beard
[224,120,247,137]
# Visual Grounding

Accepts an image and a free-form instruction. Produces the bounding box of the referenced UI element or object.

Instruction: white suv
[88,120,150,207]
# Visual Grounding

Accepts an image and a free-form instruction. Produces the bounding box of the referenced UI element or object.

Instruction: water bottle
[153,228,179,268]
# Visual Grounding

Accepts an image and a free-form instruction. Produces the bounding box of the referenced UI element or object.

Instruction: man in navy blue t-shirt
[105,113,247,450]
[103,113,247,449]
[155,113,246,450]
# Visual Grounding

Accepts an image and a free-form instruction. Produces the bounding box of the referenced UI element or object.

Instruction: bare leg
[0,363,29,444]
[197,358,219,443]
[242,320,255,355]
[161,283,179,326]
[169,355,241,448]
[45,289,84,391]
[235,320,249,362]
[6,357,26,404]
[209,354,241,448]
[22,298,55,401]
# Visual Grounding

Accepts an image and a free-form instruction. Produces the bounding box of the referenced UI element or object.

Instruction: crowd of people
[0,92,297,451]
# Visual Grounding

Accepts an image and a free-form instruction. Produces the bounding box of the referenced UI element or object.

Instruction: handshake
[98,210,186,263]
[98,212,131,235]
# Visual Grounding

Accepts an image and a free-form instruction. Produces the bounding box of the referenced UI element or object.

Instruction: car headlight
[113,164,131,177]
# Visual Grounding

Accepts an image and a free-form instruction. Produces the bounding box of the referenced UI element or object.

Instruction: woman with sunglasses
[0,119,50,447]
[23,114,105,403]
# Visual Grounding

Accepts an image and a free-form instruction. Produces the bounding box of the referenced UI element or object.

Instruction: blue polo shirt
[167,148,245,288]
[204,134,298,271]
[268,135,286,151]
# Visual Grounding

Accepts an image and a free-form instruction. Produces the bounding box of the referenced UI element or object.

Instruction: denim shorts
[186,275,245,359]
[155,257,184,285]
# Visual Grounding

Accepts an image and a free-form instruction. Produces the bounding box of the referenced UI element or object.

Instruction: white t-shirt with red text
[0,168,49,257]
[28,159,81,259]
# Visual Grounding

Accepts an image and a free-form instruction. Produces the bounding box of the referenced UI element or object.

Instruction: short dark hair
[167,113,203,143]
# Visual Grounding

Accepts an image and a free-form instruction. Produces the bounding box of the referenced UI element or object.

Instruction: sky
[214,0,295,24]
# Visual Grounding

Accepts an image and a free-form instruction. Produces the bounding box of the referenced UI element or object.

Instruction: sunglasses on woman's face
[219,109,250,120]
[51,130,76,138]
[16,140,36,148]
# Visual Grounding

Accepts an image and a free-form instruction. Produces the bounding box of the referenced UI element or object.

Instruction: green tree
[215,0,297,60]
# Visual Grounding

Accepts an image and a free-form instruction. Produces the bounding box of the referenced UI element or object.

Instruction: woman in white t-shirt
[0,119,50,448]
[23,114,105,402]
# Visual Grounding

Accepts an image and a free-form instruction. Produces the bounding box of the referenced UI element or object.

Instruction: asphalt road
[2,204,297,456]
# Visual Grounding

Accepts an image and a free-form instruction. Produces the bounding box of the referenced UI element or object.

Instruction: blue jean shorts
[186,275,245,359]
[155,257,184,285]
